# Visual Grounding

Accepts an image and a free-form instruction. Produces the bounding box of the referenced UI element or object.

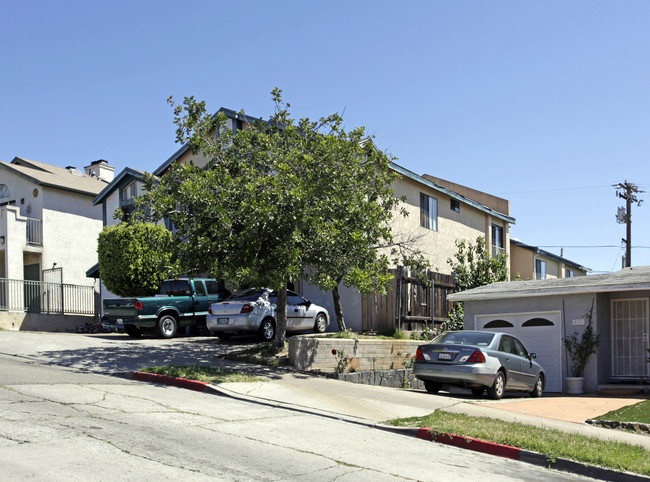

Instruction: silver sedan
[413,331,545,400]
[206,288,330,341]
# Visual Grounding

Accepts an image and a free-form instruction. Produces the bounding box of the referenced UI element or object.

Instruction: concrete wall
[289,335,423,372]
[0,311,95,332]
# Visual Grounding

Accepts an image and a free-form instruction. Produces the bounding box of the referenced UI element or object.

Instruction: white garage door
[476,311,562,393]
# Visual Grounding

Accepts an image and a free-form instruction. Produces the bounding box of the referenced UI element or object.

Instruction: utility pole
[614,181,644,268]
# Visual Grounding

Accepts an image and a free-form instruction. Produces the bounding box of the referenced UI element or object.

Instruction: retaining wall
[288,334,424,372]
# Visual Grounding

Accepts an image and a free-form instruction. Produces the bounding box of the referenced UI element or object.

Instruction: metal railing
[0,278,95,314]
[26,218,42,245]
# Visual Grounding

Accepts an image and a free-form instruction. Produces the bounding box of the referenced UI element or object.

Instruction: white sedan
[206,288,330,341]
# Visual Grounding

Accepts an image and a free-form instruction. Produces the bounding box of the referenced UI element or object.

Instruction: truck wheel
[259,318,275,341]
[157,314,178,339]
[124,325,142,338]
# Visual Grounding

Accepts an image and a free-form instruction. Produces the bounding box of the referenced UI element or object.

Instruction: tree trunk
[332,284,347,332]
[274,285,288,350]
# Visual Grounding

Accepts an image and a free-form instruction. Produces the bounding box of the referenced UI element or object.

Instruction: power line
[535,245,650,249]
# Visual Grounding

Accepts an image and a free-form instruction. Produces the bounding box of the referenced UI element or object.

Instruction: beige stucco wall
[510,244,588,280]
[391,175,509,274]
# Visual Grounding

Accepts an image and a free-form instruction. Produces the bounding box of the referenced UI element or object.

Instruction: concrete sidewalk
[210,369,650,451]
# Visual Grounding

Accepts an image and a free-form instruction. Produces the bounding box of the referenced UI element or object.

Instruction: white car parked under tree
[206,288,330,341]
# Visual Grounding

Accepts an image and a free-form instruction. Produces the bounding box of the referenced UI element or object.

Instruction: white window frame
[420,193,438,231]
[535,259,547,280]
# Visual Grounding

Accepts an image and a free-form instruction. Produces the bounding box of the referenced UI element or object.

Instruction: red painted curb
[419,427,521,460]
[133,372,208,392]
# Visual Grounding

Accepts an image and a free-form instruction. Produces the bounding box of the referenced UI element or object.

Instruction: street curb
[412,426,649,482]
[128,371,650,482]
[132,371,210,392]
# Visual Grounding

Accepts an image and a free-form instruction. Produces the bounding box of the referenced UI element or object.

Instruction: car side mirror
[529,353,537,359]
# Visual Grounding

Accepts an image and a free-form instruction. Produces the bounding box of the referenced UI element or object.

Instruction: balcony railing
[492,245,506,257]
[26,218,42,246]
[0,278,95,314]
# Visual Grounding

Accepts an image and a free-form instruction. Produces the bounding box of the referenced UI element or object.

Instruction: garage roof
[448,266,650,301]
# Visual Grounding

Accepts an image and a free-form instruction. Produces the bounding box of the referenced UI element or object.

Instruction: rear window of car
[434,332,495,346]
[227,289,264,301]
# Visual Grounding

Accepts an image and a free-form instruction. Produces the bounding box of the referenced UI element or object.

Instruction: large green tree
[97,222,180,297]
[139,89,422,344]
[446,235,509,330]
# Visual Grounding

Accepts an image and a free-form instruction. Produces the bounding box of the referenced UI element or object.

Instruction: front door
[24,263,41,312]
[611,298,649,379]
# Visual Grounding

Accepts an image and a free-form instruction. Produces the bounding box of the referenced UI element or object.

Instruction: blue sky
[2,1,649,274]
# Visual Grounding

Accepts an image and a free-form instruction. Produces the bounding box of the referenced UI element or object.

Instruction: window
[0,184,9,198]
[535,259,547,280]
[566,269,574,278]
[491,224,504,256]
[420,193,438,231]
[121,182,137,202]
[450,199,460,213]
[483,319,514,328]
[522,318,554,327]
[194,281,206,296]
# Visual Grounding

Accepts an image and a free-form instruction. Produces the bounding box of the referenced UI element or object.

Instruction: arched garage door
[476,311,562,393]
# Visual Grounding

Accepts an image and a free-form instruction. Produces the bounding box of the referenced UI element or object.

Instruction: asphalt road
[0,337,594,481]
[0,334,584,481]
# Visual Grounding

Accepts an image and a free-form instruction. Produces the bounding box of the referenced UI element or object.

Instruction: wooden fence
[361,268,456,334]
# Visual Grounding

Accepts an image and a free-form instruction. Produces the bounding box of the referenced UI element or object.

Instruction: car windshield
[226,289,265,302]
[434,332,495,346]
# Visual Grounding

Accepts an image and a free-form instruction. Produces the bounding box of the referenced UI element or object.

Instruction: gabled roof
[511,239,590,272]
[93,167,148,205]
[0,157,109,197]
[448,266,650,302]
[149,106,515,225]
[390,162,516,224]
[153,107,263,176]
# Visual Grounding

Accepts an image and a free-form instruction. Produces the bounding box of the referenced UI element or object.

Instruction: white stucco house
[0,157,113,328]
[449,266,650,393]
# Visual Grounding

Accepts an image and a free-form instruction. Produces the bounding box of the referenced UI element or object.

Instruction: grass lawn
[386,411,650,476]
[138,365,266,383]
[595,399,650,424]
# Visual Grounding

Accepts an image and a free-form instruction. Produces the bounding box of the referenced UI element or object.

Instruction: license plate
[438,352,453,361]
[217,318,229,325]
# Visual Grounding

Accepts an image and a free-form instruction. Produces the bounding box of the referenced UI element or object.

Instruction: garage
[476,311,562,393]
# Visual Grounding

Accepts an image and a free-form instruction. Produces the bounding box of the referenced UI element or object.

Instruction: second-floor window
[491,224,504,256]
[536,259,547,280]
[566,269,574,278]
[121,182,137,202]
[420,193,438,231]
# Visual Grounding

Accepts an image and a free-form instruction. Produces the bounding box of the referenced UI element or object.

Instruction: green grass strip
[595,399,650,424]
[386,411,650,475]
[139,365,266,384]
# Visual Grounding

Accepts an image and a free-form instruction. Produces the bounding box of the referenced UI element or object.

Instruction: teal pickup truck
[102,278,229,338]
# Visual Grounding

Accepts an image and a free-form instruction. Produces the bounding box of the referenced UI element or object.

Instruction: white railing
[0,278,95,314]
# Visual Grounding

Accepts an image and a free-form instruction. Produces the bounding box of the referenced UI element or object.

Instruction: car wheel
[471,387,484,397]
[217,333,233,341]
[157,314,178,339]
[487,371,505,400]
[259,318,275,341]
[424,380,442,394]
[313,313,327,333]
[530,375,544,398]
[124,325,142,338]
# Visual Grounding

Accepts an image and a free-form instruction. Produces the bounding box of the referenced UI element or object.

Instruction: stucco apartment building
[0,157,113,328]
[510,238,590,281]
